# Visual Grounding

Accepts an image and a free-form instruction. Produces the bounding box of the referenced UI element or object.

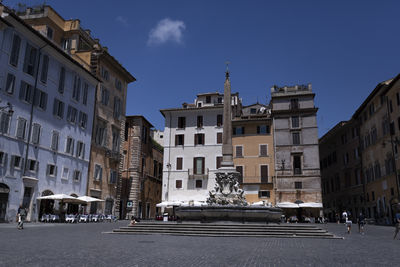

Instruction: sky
[5,0,400,136]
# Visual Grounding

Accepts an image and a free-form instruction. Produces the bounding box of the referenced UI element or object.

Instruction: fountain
[175,68,282,223]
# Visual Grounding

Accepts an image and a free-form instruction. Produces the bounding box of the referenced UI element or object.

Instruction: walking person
[358,212,365,234]
[345,215,352,234]
[394,212,400,240]
[17,205,27,230]
[342,210,348,223]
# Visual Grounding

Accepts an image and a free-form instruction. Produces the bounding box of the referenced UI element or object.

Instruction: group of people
[341,210,365,234]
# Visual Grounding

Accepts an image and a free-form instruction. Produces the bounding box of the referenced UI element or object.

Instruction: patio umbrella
[37,194,86,204]
[76,196,105,203]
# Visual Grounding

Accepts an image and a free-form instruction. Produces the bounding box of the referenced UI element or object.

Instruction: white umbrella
[37,194,77,200]
[276,202,300,208]
[299,202,323,208]
[77,196,105,203]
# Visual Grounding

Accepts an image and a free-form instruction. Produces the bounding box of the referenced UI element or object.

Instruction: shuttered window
[176,180,182,189]
[176,157,183,170]
[259,145,267,156]
[235,146,243,157]
[194,133,205,145]
[51,131,59,151]
[31,123,41,144]
[217,132,222,144]
[0,113,11,134]
[10,34,21,67]
[16,117,27,139]
[193,157,205,175]
[175,134,184,146]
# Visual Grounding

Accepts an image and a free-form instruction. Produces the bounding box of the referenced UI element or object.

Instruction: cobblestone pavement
[0,221,399,267]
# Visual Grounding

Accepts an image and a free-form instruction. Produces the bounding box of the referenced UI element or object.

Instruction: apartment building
[0,8,98,222]
[319,120,363,221]
[19,5,136,215]
[118,116,163,219]
[270,84,322,216]
[160,91,241,204]
[232,103,275,204]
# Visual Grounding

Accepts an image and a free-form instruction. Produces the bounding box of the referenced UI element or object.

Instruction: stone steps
[109,223,341,239]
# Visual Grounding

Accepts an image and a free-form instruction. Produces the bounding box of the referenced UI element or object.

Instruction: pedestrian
[358,212,365,234]
[346,216,352,234]
[335,213,340,224]
[394,212,400,240]
[342,210,348,223]
[17,205,27,230]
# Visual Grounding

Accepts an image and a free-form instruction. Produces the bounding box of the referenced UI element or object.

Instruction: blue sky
[7,0,400,136]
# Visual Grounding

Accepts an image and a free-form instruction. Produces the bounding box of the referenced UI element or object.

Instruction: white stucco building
[0,10,98,222]
[160,92,241,204]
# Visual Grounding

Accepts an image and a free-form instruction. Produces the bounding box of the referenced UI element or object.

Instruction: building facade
[118,116,163,219]
[319,120,363,221]
[232,103,276,204]
[270,84,322,214]
[19,5,136,215]
[160,92,241,204]
[0,8,97,222]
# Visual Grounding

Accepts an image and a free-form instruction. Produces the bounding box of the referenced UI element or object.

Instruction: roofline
[242,103,268,108]
[160,105,223,117]
[2,6,100,83]
[126,115,154,128]
[318,120,349,144]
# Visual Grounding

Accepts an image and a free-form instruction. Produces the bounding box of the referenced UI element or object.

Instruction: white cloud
[115,16,129,27]
[147,18,186,46]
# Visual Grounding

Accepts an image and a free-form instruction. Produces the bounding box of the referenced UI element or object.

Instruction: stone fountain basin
[175,205,283,223]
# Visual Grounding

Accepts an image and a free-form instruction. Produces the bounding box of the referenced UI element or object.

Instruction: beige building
[19,6,136,215]
[232,104,275,204]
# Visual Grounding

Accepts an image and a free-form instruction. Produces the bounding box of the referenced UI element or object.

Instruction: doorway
[0,184,10,222]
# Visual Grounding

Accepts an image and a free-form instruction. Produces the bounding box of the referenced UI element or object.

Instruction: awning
[156,201,183,208]
[276,202,299,208]
[37,194,86,204]
[299,202,323,208]
[77,196,105,203]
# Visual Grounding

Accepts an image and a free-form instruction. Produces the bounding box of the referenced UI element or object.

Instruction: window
[197,116,203,128]
[290,99,299,110]
[235,146,243,157]
[370,127,377,144]
[83,83,88,105]
[217,97,222,104]
[113,96,121,119]
[73,170,81,181]
[101,67,109,81]
[206,96,211,103]
[11,155,22,169]
[0,112,11,134]
[175,134,184,146]
[233,126,245,135]
[10,34,21,67]
[371,191,375,201]
[46,164,57,176]
[46,26,53,39]
[176,157,183,170]
[95,120,107,146]
[115,78,122,91]
[257,125,270,134]
[5,73,16,94]
[61,38,71,51]
[94,164,103,181]
[23,43,38,75]
[374,162,381,180]
[178,117,186,129]
[343,153,349,165]
[112,128,120,152]
[250,108,257,114]
[19,81,33,103]
[31,123,41,144]
[293,155,302,175]
[235,166,243,184]
[258,191,270,198]
[195,180,203,188]
[193,157,205,175]
[382,116,390,136]
[58,67,65,94]
[16,117,27,139]
[194,133,205,145]
[40,55,49,83]
[216,156,222,169]
[261,165,268,183]
[295,181,302,189]
[76,141,85,158]
[51,131,59,151]
[78,112,88,129]
[259,145,268,156]
[389,100,393,113]
[217,132,222,144]
[142,126,148,144]
[176,180,182,189]
[101,87,109,106]
[292,132,300,145]
[109,170,117,184]
[53,99,65,119]
[34,90,48,110]
[217,114,223,127]
[27,159,38,172]
[67,106,78,124]
[65,137,74,155]
[72,75,81,101]
[291,116,299,128]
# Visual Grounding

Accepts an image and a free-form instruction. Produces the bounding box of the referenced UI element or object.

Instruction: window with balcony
[193,157,205,175]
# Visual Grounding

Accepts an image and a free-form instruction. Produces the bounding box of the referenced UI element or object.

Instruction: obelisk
[220,69,235,169]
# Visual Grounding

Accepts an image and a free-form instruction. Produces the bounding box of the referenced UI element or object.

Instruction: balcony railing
[188,168,209,179]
